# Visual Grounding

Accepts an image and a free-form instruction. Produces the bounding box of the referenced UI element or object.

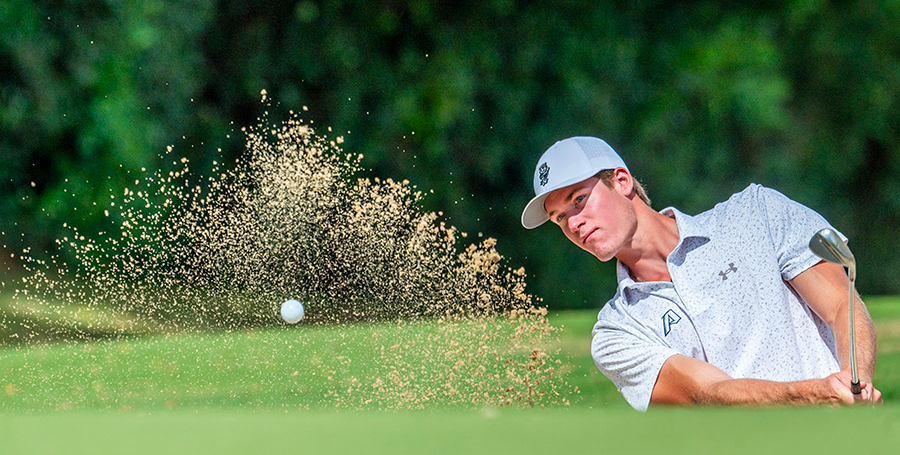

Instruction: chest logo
[718,262,738,281]
[539,162,550,186]
[662,309,681,336]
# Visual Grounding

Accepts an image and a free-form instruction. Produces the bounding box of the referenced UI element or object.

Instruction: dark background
[3,0,899,310]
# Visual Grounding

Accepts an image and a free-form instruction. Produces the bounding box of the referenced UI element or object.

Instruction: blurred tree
[1,0,219,255]
[2,0,899,310]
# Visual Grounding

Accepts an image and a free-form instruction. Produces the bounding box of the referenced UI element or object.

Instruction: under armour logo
[539,162,550,186]
[662,309,681,336]
[718,262,738,281]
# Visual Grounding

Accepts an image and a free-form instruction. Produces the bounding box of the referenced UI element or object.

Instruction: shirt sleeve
[591,318,679,412]
[753,185,845,281]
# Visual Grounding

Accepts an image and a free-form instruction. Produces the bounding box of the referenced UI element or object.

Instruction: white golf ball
[281,299,305,323]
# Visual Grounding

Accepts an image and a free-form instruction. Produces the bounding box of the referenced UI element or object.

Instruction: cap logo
[539,162,550,186]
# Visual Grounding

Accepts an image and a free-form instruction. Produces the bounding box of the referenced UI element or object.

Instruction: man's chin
[586,247,616,262]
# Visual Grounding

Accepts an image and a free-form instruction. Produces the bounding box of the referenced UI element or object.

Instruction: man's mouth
[581,228,597,245]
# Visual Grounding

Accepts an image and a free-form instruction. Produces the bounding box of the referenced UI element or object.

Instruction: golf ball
[281,299,305,323]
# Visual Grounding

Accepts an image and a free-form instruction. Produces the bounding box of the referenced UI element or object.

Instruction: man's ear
[613,168,635,198]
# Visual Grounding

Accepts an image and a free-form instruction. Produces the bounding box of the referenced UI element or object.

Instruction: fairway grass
[2,407,899,454]
[2,297,899,453]
[1,316,566,412]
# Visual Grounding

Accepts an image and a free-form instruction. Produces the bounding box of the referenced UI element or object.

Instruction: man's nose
[567,212,584,233]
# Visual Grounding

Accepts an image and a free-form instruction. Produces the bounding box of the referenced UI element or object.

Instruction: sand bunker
[5,104,566,409]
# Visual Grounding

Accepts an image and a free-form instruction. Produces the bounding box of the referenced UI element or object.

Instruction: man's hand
[822,371,883,406]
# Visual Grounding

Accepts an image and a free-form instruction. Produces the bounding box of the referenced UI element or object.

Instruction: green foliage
[1,0,218,257]
[3,0,900,310]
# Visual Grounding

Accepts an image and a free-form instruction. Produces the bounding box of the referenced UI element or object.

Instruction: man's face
[543,173,637,262]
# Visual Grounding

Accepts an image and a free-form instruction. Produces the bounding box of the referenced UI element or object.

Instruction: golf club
[809,228,860,395]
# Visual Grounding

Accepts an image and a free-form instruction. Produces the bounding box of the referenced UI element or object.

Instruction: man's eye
[575,195,586,204]
[556,213,565,223]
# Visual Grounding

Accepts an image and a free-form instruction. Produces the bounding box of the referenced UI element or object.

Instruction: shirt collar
[614,206,711,291]
[659,206,709,243]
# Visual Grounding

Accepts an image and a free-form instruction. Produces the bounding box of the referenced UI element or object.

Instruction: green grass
[867,296,900,401]
[547,309,631,408]
[1,407,899,455]
[1,296,899,454]
[1,317,567,412]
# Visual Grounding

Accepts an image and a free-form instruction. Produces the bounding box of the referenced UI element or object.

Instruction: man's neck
[616,206,680,283]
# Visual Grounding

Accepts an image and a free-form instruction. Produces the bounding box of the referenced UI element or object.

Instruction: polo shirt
[591,184,842,411]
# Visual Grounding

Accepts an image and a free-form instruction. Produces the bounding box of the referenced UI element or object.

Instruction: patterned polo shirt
[591,184,842,411]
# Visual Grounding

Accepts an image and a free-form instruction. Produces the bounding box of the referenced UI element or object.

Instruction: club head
[809,228,856,280]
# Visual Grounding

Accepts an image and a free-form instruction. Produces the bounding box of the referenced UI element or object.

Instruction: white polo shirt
[591,184,841,411]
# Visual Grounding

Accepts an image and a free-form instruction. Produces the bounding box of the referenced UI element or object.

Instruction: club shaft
[849,277,860,394]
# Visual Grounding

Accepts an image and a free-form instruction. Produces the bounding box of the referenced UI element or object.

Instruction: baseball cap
[521,136,628,229]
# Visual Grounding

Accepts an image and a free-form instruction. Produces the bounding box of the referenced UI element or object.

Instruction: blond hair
[596,169,651,207]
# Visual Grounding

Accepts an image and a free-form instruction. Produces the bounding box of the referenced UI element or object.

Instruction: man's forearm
[832,293,877,382]
[698,375,851,407]
[788,262,878,384]
[650,354,862,407]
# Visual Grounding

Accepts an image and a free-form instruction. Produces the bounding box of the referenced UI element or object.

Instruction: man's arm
[649,261,880,407]
[650,354,869,406]
[789,260,877,384]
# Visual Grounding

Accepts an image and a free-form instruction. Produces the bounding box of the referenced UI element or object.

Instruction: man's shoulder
[593,282,681,337]
[701,183,766,216]
[594,291,638,335]
[704,183,803,213]
[691,183,797,229]
[595,293,623,326]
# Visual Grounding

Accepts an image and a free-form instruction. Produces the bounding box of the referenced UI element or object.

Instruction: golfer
[522,136,881,411]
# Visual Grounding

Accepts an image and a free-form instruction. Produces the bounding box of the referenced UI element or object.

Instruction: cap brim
[521,168,604,229]
[521,192,551,229]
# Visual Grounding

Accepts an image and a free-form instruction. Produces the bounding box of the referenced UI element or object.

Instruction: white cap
[521,137,628,229]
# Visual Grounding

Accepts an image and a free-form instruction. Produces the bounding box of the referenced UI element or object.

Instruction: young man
[522,136,881,411]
